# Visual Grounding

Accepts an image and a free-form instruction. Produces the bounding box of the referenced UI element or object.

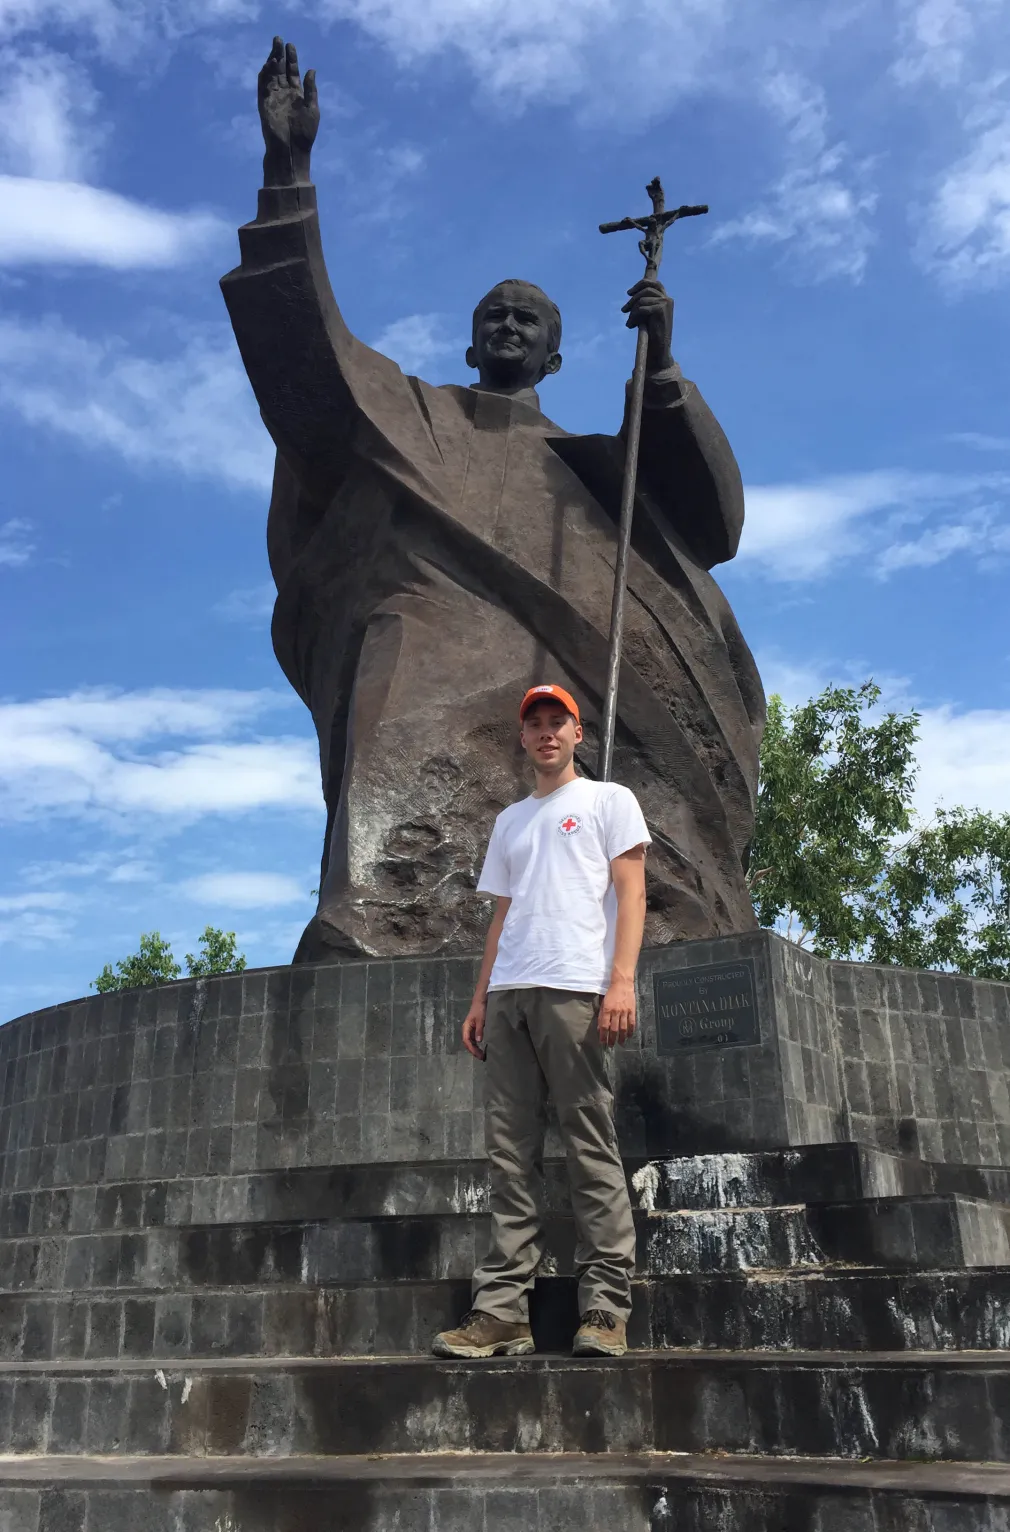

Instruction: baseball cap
[519,684,581,725]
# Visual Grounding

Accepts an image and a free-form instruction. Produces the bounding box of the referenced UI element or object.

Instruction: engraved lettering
[653,958,761,1056]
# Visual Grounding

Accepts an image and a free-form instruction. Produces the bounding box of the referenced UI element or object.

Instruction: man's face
[520,705,582,773]
[471,285,559,389]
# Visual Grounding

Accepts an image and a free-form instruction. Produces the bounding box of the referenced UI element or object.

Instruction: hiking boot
[432,1309,535,1359]
[573,1308,628,1357]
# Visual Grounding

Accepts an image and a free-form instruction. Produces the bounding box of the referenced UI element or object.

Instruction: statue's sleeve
[628,364,745,569]
[220,184,435,506]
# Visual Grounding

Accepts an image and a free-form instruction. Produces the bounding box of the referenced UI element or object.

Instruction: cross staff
[597,178,708,781]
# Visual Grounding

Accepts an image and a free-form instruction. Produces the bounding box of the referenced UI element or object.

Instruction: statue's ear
[465,345,478,371]
[544,352,562,377]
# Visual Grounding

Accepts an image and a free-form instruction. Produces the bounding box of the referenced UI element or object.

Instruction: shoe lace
[458,1309,488,1331]
[581,1308,617,1331]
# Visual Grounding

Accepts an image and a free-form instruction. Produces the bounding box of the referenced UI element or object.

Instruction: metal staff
[597,178,708,781]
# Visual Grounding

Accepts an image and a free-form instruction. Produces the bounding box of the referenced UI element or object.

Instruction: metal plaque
[653,957,761,1055]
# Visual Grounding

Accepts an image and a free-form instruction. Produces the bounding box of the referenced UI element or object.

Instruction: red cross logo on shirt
[558,814,582,836]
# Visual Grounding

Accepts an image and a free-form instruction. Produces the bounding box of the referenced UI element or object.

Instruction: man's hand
[598,976,637,1048]
[259,36,319,187]
[622,278,674,374]
[462,998,487,1061]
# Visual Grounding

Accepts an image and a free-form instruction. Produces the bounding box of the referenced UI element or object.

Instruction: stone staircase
[0,1139,1009,1527]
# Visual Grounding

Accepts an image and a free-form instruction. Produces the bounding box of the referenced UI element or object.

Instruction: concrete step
[633,1142,1010,1212]
[0,1352,1005,1462]
[7,1142,1010,1241]
[647,1194,1010,1272]
[633,1143,933,1211]
[646,1266,1010,1352]
[0,1162,505,1238]
[0,1452,1008,1532]
[4,1261,1010,1361]
[3,1192,1006,1294]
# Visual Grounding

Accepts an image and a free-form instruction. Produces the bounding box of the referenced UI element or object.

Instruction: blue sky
[2,0,1010,1019]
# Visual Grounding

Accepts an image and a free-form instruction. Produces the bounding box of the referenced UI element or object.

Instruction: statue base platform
[1,932,1009,1526]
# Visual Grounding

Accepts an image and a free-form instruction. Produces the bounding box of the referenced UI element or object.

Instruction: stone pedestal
[3,932,1007,1201]
[0,936,1009,1526]
[630,930,1010,1165]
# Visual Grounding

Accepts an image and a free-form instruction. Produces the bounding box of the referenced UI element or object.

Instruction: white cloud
[0,890,74,946]
[0,47,103,182]
[740,468,1010,579]
[0,318,271,492]
[915,705,1010,815]
[713,70,877,282]
[0,687,322,825]
[741,470,935,578]
[0,518,34,568]
[758,655,1010,820]
[0,0,257,57]
[0,46,227,271]
[0,891,71,913]
[181,871,308,908]
[892,0,1010,289]
[315,0,854,123]
[215,583,276,623]
[876,510,1010,573]
[21,853,154,886]
[3,688,273,743]
[893,0,985,86]
[107,743,321,815]
[319,0,729,108]
[893,0,1006,87]
[917,100,1010,287]
[0,176,226,269]
[371,313,459,374]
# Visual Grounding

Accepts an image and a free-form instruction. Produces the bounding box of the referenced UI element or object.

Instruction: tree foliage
[750,683,919,954]
[751,683,1010,979]
[185,926,247,979]
[93,926,246,993]
[873,809,1010,980]
[93,931,181,993]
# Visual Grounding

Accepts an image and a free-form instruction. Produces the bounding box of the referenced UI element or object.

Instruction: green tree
[93,926,247,993]
[750,682,919,956]
[751,682,1010,980]
[93,931,181,993]
[872,808,1010,980]
[185,926,247,978]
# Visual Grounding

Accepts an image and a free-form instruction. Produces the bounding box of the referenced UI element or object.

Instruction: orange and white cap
[518,684,581,725]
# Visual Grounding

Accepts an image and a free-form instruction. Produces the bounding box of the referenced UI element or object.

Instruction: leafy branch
[93,927,247,993]
[752,682,1010,979]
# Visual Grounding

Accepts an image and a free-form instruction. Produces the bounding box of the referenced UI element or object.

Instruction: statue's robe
[221,183,765,961]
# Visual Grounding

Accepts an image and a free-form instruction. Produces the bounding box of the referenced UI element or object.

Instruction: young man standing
[433,683,649,1360]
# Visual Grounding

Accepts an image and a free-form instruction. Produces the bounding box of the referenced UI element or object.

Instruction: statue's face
[468,283,562,390]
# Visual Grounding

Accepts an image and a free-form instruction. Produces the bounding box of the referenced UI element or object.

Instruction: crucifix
[597,178,709,782]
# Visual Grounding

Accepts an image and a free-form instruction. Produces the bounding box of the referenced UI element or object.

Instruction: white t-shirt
[477,776,652,994]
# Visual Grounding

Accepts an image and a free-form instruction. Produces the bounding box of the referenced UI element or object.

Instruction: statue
[221,38,765,963]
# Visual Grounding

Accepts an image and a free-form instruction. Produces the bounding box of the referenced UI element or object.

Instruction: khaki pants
[471,987,637,1323]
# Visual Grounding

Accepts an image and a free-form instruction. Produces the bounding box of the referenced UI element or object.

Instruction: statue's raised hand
[259,37,319,187]
[622,278,674,375]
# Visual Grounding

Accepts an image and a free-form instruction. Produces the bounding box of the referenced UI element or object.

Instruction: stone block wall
[2,932,1010,1184]
[630,932,1010,1164]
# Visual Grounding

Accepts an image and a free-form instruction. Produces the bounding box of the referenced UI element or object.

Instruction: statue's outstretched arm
[632,368,745,568]
[620,280,745,569]
[220,38,371,503]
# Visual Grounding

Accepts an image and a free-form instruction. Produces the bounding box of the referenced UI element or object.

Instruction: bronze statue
[221,38,765,962]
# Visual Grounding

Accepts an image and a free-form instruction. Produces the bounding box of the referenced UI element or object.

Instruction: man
[433,683,648,1360]
[221,38,764,965]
